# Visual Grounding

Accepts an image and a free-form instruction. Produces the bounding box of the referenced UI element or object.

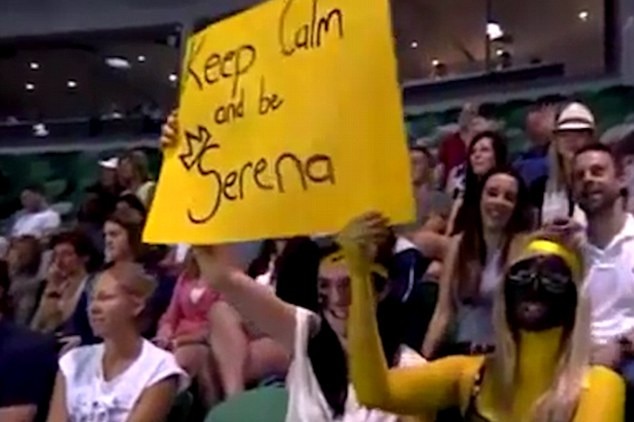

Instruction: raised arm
[194,246,296,353]
[341,214,470,416]
[573,366,625,422]
[421,234,460,358]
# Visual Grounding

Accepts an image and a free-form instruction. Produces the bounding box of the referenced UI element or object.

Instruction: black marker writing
[279,0,344,56]
[179,125,220,172]
[184,36,206,92]
[259,77,284,115]
[184,133,336,224]
[275,153,334,192]
[214,88,246,125]
[188,44,257,97]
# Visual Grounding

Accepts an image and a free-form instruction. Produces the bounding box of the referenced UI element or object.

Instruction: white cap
[98,157,119,169]
[556,102,595,132]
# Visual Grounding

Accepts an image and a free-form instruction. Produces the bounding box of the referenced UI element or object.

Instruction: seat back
[205,387,288,422]
[166,391,194,422]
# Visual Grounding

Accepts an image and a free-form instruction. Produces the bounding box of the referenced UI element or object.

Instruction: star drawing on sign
[179,125,219,173]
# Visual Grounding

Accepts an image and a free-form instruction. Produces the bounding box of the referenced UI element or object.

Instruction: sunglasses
[507,269,571,295]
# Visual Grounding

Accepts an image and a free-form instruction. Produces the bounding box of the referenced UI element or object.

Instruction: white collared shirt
[583,214,634,344]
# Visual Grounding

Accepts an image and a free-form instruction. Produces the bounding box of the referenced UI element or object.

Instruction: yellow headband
[321,250,388,279]
[525,239,582,279]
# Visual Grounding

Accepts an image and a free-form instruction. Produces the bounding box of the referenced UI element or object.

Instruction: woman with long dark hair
[423,168,532,358]
[446,131,509,235]
[193,235,425,422]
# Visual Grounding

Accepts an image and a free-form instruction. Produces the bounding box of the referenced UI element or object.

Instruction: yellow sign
[144,0,414,244]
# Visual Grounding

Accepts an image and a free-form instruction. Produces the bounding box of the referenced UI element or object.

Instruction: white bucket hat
[555,102,595,132]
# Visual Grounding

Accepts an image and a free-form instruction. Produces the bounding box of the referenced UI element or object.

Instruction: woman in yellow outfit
[342,213,625,422]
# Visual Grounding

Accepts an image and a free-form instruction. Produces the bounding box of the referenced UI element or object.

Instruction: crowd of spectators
[1,99,634,421]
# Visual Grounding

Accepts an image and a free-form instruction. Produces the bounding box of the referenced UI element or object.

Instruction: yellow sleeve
[574,366,625,422]
[343,242,476,415]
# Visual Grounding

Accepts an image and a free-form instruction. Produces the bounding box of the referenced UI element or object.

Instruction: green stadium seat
[167,391,194,422]
[500,106,529,130]
[504,127,526,155]
[438,107,462,125]
[204,387,288,422]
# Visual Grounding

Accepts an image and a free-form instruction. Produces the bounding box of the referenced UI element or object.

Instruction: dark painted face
[504,255,577,332]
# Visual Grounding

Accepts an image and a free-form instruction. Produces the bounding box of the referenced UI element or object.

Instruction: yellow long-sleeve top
[344,244,625,422]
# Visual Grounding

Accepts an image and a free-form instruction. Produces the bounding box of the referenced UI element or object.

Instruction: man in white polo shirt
[11,185,60,239]
[572,143,634,413]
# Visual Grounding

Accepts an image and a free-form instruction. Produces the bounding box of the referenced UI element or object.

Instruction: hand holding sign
[160,111,179,150]
[144,0,413,244]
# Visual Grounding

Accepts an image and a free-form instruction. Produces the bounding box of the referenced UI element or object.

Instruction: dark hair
[574,143,628,200]
[50,230,94,259]
[50,229,100,272]
[23,183,44,195]
[526,103,544,116]
[117,193,147,218]
[247,240,277,279]
[303,241,401,418]
[78,191,116,225]
[574,142,622,174]
[0,260,12,317]
[105,209,146,261]
[455,168,532,303]
[274,237,321,312]
[453,131,508,234]
[10,235,42,276]
[409,144,434,163]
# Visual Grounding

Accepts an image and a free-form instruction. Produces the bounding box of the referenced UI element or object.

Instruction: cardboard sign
[144,0,414,244]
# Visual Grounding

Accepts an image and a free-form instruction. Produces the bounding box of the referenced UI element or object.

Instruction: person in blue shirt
[513,104,555,186]
[0,260,58,422]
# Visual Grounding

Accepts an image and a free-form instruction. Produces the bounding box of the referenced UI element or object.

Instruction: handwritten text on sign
[144,0,414,244]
